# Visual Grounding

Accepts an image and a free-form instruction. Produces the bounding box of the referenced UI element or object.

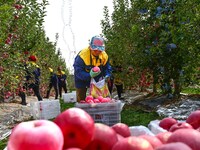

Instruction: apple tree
[101,0,200,97]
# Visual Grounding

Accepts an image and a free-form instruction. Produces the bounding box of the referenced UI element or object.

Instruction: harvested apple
[111,123,131,137]
[169,122,193,132]
[84,123,118,150]
[92,66,100,72]
[54,108,95,149]
[155,142,192,150]
[167,128,200,150]
[139,134,163,149]
[112,136,154,150]
[156,132,172,144]
[159,117,177,131]
[7,120,64,150]
[186,110,200,129]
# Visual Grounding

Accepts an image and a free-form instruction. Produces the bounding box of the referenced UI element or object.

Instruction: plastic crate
[75,101,124,126]
[30,99,61,120]
[62,92,77,103]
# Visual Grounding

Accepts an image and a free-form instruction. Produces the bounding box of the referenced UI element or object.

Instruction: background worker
[45,67,59,99]
[73,35,112,102]
[18,55,43,105]
[56,66,68,98]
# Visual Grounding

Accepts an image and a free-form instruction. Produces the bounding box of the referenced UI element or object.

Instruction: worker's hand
[90,69,101,78]
[104,75,110,83]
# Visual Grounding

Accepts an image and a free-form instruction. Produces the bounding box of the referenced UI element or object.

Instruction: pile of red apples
[6,108,200,150]
[79,95,114,103]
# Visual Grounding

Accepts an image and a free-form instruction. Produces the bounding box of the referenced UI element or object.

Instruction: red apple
[92,66,100,72]
[84,123,118,150]
[85,95,93,102]
[116,133,125,141]
[93,99,100,103]
[97,96,104,102]
[186,110,200,129]
[155,142,192,150]
[54,108,95,149]
[169,122,193,132]
[139,134,163,149]
[7,120,64,150]
[159,117,178,131]
[167,129,200,150]
[64,148,82,150]
[111,123,131,137]
[112,136,154,150]
[156,132,172,144]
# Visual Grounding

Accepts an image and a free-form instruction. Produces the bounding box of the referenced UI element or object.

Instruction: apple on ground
[155,142,192,150]
[54,108,95,149]
[156,132,172,144]
[112,136,154,150]
[139,134,163,149]
[186,110,200,129]
[159,117,178,131]
[111,123,131,137]
[169,122,193,132]
[167,128,200,150]
[84,123,118,150]
[92,66,100,72]
[7,120,64,150]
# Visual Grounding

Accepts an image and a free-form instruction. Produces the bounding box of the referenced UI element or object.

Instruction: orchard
[0,0,199,102]
[0,0,69,102]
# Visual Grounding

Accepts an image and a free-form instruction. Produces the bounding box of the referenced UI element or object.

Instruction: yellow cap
[49,67,53,72]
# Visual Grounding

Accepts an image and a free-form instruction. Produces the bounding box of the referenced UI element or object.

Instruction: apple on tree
[54,107,95,149]
[7,120,64,150]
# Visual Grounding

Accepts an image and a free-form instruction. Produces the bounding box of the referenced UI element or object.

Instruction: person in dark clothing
[18,55,43,105]
[113,65,124,100]
[45,67,59,99]
[56,66,68,98]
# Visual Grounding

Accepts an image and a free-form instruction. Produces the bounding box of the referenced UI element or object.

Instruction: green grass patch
[182,87,200,94]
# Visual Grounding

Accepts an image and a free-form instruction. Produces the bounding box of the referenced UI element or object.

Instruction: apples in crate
[80,95,114,103]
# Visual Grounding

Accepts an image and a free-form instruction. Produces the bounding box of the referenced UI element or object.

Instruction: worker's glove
[90,69,101,78]
[104,75,110,83]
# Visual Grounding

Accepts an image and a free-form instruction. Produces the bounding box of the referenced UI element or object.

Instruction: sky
[43,0,114,72]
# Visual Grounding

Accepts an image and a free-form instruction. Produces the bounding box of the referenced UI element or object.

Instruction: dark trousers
[76,88,87,102]
[19,83,42,105]
[46,82,58,99]
[108,79,114,94]
[58,82,67,98]
[115,84,123,99]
